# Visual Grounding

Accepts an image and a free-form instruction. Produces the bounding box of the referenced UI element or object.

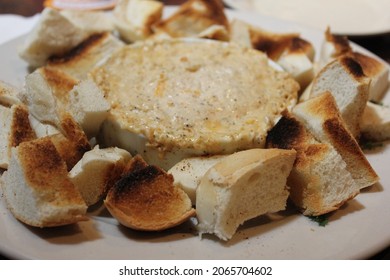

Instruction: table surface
[0,0,388,260]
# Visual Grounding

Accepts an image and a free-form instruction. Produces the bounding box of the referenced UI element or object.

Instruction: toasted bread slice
[47,32,124,80]
[104,156,195,231]
[196,148,296,241]
[168,155,226,205]
[153,0,229,38]
[361,101,390,142]
[266,112,358,216]
[292,92,379,189]
[0,81,21,107]
[69,146,132,206]
[0,104,36,169]
[113,0,163,42]
[197,24,229,41]
[310,55,371,137]
[1,137,87,227]
[19,8,112,68]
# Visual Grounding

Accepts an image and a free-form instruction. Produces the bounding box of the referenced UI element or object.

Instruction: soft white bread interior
[0,81,22,107]
[28,114,60,138]
[310,55,371,137]
[0,104,36,169]
[168,155,226,205]
[113,0,163,43]
[292,92,379,190]
[266,112,357,216]
[19,8,112,68]
[105,155,196,231]
[69,146,132,206]
[47,32,124,80]
[196,148,296,241]
[152,0,229,39]
[60,9,114,34]
[1,137,87,227]
[361,101,390,142]
[67,78,110,138]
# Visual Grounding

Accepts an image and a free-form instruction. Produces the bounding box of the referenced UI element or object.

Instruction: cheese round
[92,39,299,169]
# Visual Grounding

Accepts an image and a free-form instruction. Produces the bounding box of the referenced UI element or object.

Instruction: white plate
[224,0,390,36]
[0,7,389,260]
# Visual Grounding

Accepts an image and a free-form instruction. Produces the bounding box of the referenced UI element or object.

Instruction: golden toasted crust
[350,52,386,77]
[105,159,195,231]
[15,137,87,226]
[153,0,229,37]
[9,104,36,149]
[39,67,78,104]
[50,113,91,170]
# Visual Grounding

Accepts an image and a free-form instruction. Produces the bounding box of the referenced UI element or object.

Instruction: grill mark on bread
[266,114,304,149]
[351,52,385,77]
[48,33,108,65]
[340,56,365,79]
[113,165,164,201]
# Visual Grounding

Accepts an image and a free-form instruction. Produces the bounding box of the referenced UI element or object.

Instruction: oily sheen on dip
[92,39,299,169]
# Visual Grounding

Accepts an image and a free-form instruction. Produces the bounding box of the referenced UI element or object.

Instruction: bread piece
[47,32,124,80]
[104,156,195,231]
[0,104,36,169]
[319,27,352,68]
[1,137,87,227]
[266,113,357,216]
[310,55,371,137]
[19,8,111,68]
[69,146,132,206]
[350,52,389,103]
[292,92,379,189]
[67,78,110,138]
[196,148,296,241]
[361,101,390,142]
[168,155,226,205]
[113,0,163,42]
[60,9,114,33]
[319,28,388,103]
[153,0,229,38]
[50,113,91,171]
[0,81,21,107]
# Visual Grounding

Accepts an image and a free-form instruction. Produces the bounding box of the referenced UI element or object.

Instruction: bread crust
[105,157,195,231]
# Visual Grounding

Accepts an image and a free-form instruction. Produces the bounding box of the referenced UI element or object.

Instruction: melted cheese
[92,39,298,169]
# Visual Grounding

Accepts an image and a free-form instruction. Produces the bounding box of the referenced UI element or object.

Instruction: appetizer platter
[0,0,389,259]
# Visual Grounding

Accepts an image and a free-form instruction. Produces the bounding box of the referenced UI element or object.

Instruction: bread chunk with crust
[292,92,379,190]
[69,146,132,206]
[104,156,195,231]
[310,55,371,137]
[266,112,358,216]
[196,148,296,241]
[1,137,87,227]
